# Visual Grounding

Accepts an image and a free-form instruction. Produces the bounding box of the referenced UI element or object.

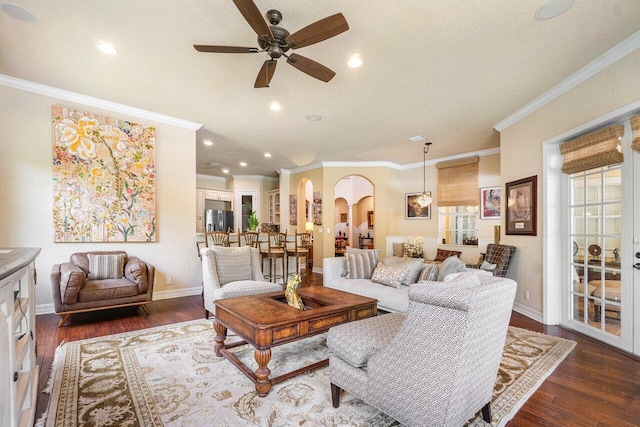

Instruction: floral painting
[289,194,297,226]
[52,106,156,242]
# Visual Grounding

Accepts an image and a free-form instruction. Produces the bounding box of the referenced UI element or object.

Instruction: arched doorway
[334,175,374,253]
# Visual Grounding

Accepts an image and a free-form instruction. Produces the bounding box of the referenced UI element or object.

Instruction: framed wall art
[367,211,374,228]
[505,176,537,236]
[480,186,501,219]
[406,192,431,219]
[340,213,347,222]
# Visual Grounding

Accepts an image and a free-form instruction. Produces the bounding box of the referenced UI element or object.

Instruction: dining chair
[204,230,230,248]
[241,231,260,248]
[287,232,311,280]
[260,232,287,283]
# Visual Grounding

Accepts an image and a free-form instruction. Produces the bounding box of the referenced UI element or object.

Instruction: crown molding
[0,74,202,131]
[231,175,279,182]
[282,147,500,175]
[196,174,227,182]
[494,30,640,132]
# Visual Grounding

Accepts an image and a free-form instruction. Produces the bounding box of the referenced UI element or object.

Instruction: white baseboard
[35,286,203,316]
[512,302,543,323]
[312,267,323,274]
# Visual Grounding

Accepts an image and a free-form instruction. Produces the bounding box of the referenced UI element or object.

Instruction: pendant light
[417,142,432,207]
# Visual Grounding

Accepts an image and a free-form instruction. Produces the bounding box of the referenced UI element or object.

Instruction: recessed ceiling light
[535,0,575,20]
[347,54,362,68]
[408,135,426,143]
[306,115,322,121]
[97,41,118,55]
[239,162,247,167]
[264,153,272,158]
[203,139,213,146]
[270,101,282,111]
[222,168,230,174]
[1,2,37,22]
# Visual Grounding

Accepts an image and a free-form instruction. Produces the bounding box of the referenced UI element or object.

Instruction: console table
[0,247,40,427]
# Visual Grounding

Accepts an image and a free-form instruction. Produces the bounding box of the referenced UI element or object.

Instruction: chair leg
[331,383,342,408]
[205,310,210,319]
[481,402,491,423]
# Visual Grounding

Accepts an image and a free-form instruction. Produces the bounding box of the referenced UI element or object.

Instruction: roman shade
[559,124,623,174]
[631,114,640,153]
[436,156,479,206]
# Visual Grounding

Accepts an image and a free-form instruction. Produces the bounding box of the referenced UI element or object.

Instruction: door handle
[634,263,640,270]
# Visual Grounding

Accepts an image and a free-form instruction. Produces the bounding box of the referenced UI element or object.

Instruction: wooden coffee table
[213,286,377,396]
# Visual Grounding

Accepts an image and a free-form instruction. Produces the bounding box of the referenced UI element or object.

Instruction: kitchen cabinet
[268,190,280,224]
[0,248,40,427]
[205,189,233,202]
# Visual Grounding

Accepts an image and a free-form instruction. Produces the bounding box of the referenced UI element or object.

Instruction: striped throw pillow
[87,254,126,280]
[418,263,439,282]
[345,252,377,279]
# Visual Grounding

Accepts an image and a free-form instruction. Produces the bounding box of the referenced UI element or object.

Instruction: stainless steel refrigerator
[205,210,234,232]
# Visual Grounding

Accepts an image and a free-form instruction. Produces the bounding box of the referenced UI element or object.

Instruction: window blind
[631,114,640,153]
[559,124,623,175]
[436,156,479,206]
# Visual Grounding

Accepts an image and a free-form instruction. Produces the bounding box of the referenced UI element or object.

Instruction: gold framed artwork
[52,106,156,242]
[367,211,374,228]
[340,213,347,222]
[506,176,537,236]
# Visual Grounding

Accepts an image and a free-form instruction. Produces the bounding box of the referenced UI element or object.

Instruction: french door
[565,121,636,354]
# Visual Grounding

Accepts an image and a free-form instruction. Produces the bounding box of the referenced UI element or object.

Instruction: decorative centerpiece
[285,274,305,310]
[405,236,424,258]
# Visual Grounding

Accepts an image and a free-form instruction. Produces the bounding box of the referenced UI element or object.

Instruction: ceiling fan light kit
[194,0,349,88]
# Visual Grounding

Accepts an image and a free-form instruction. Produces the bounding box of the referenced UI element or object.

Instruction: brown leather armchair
[50,251,155,327]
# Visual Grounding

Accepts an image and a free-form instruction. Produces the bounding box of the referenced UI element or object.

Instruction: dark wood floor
[35,273,640,426]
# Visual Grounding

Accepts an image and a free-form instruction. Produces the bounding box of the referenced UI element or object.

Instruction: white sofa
[324,257,410,312]
[323,256,492,313]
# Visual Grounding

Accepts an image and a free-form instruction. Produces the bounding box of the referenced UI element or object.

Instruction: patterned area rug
[39,320,575,427]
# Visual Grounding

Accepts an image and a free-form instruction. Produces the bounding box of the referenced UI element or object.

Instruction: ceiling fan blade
[286,53,336,83]
[194,45,258,53]
[254,60,277,88]
[232,0,274,42]
[285,13,349,49]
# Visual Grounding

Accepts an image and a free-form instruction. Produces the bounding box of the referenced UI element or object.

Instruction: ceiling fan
[194,0,349,88]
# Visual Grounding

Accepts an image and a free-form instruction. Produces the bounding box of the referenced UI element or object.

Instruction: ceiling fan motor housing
[258,25,291,57]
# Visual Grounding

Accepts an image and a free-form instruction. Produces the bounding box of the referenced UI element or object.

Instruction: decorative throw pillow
[371,263,407,289]
[345,252,377,279]
[212,246,252,285]
[480,260,497,272]
[382,257,424,285]
[87,253,125,280]
[418,263,439,282]
[392,242,405,257]
[345,246,381,264]
[436,255,466,282]
[433,248,463,262]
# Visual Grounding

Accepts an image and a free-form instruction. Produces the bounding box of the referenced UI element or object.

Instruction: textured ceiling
[2,1,639,177]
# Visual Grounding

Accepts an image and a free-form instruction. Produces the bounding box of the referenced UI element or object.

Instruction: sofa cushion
[87,253,125,280]
[325,277,410,313]
[418,263,439,282]
[125,257,148,293]
[381,257,424,285]
[327,313,406,368]
[392,242,405,257]
[433,248,463,262]
[371,263,407,288]
[345,246,381,265]
[346,252,377,279]
[60,263,86,304]
[214,280,283,301]
[436,256,466,281]
[212,246,252,285]
[480,260,497,272]
[78,279,138,302]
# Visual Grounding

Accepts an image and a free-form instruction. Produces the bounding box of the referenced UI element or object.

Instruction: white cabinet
[204,189,233,202]
[0,248,40,427]
[268,190,280,224]
[196,189,205,233]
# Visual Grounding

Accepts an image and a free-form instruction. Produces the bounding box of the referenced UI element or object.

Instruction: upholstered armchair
[201,245,284,318]
[327,274,517,427]
[482,244,516,277]
[51,251,155,327]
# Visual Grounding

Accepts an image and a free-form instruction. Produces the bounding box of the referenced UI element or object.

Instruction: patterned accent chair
[483,244,516,277]
[327,274,517,427]
[201,246,283,318]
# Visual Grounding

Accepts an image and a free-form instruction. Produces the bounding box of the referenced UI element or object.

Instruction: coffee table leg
[213,320,227,357]
[254,348,272,396]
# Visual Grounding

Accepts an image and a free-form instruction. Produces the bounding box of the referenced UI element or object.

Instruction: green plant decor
[247,211,259,231]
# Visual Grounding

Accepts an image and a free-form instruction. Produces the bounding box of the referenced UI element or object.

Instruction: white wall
[0,85,201,313]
